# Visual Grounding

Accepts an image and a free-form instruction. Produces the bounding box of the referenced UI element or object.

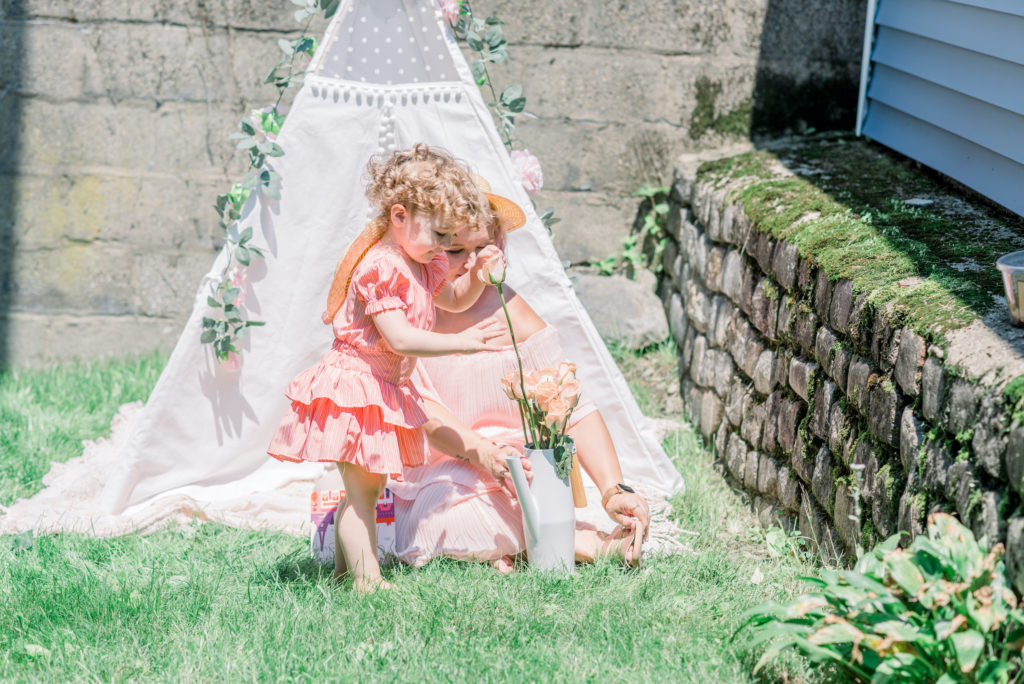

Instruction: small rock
[922,438,953,495]
[721,249,744,304]
[945,379,980,435]
[741,395,766,449]
[778,466,800,511]
[828,403,849,457]
[757,453,780,500]
[829,279,854,333]
[726,432,747,482]
[814,269,833,321]
[777,397,805,453]
[750,279,773,335]
[899,407,924,476]
[972,393,1008,480]
[897,473,926,546]
[812,380,836,440]
[794,308,819,357]
[1007,420,1024,495]
[762,391,782,452]
[668,293,688,348]
[833,480,859,555]
[847,355,875,414]
[1008,518,1024,595]
[772,241,799,291]
[894,329,926,397]
[788,356,818,402]
[868,379,902,447]
[724,377,748,427]
[814,326,838,370]
[873,465,900,540]
[753,349,777,395]
[921,356,946,423]
[573,274,669,350]
[699,391,724,440]
[744,449,760,491]
[904,197,934,206]
[827,342,852,393]
[811,447,835,514]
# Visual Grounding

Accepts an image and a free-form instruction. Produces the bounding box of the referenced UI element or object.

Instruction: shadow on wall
[0,2,22,368]
[751,0,863,136]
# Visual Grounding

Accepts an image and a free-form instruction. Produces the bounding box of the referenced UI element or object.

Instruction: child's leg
[335,462,389,591]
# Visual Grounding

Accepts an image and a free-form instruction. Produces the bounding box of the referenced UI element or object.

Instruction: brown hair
[322,144,490,324]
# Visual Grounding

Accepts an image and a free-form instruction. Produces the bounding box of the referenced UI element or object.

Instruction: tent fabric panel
[862,100,1024,216]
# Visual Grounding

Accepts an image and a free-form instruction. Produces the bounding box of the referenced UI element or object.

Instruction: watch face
[619,483,635,494]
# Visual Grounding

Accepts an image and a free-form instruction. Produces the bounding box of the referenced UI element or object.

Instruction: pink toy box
[310,469,396,564]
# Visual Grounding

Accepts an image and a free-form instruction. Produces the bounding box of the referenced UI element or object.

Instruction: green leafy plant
[738,513,1024,682]
[594,185,670,276]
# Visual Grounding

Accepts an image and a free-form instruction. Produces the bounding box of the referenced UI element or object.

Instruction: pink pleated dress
[267,244,449,476]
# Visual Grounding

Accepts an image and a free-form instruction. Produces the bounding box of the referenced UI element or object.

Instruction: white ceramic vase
[506,447,575,572]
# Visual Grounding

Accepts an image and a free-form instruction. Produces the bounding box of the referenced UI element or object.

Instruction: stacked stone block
[660,170,1024,581]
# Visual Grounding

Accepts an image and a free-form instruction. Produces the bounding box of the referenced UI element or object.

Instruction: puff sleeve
[425,252,451,297]
[353,252,411,316]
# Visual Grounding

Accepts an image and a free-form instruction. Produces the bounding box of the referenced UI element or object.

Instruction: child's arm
[434,245,505,313]
[371,310,504,357]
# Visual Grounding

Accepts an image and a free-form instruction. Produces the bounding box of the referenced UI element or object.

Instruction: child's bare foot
[352,576,394,593]
[490,555,515,574]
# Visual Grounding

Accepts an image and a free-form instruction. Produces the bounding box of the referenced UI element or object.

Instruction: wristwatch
[601,483,636,509]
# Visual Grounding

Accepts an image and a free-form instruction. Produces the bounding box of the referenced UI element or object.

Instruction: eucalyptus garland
[202,0,551,364]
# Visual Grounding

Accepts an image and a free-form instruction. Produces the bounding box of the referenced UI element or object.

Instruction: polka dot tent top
[314,0,458,85]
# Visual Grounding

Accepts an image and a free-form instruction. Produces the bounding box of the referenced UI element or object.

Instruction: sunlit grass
[0,351,823,682]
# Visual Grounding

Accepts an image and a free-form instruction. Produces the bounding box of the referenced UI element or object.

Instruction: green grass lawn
[0,349,824,682]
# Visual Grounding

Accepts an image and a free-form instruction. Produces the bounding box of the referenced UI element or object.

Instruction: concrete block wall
[0,0,865,365]
[662,166,1024,585]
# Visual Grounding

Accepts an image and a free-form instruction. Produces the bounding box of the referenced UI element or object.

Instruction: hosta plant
[738,513,1024,683]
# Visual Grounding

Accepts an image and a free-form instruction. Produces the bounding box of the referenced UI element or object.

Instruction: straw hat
[471,173,526,233]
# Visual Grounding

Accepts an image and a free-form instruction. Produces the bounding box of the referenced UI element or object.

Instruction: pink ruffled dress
[267,244,449,475]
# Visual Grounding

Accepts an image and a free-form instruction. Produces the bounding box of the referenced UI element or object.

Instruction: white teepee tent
[0,0,682,538]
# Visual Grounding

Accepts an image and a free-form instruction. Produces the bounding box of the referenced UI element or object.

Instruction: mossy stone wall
[659,146,1024,590]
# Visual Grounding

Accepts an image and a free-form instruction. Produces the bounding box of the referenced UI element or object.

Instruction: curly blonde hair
[321,144,490,324]
[365,143,490,235]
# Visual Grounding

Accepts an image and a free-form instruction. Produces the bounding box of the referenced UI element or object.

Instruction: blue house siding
[860,0,1024,216]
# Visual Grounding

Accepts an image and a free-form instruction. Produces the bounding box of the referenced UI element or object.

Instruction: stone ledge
[661,138,1024,572]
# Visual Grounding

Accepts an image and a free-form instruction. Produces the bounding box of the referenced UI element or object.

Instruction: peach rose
[475,245,506,286]
[555,361,577,384]
[543,396,571,432]
[502,370,524,400]
[533,380,560,411]
[557,378,581,408]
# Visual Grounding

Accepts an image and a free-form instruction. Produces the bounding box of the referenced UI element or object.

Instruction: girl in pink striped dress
[267,145,506,592]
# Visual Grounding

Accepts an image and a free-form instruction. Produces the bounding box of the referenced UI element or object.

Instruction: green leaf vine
[593,184,670,277]
[203,0,337,363]
[449,1,559,232]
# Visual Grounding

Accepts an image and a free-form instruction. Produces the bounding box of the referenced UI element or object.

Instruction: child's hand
[469,245,506,285]
[456,317,506,353]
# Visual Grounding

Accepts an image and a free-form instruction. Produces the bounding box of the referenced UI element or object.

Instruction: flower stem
[496,284,537,447]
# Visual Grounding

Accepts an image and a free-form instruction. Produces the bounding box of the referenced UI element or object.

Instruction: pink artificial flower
[438,0,461,25]
[475,244,507,285]
[511,149,543,197]
[227,266,246,305]
[222,351,241,372]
